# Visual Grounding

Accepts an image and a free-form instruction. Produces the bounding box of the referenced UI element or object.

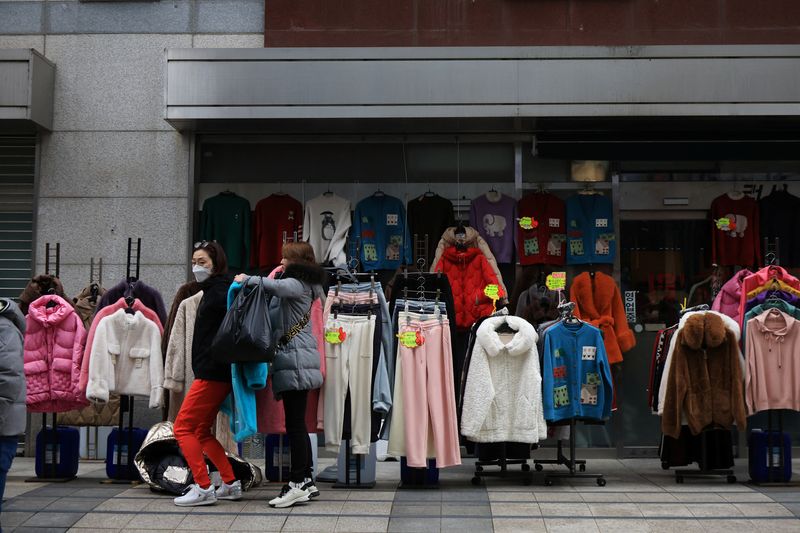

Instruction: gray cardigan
[0,299,26,436]
[247,263,326,396]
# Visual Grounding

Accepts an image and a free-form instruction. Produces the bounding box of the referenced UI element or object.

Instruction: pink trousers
[399,318,461,468]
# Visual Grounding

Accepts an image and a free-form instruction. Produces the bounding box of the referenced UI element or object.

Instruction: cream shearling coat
[163,291,202,421]
[87,309,164,409]
[461,315,547,443]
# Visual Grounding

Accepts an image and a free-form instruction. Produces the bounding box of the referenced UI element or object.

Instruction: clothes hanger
[124,295,136,314]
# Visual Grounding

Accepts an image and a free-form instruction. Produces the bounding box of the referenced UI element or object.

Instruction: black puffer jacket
[192,275,233,382]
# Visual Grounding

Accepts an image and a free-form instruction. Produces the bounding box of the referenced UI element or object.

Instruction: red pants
[174,379,236,488]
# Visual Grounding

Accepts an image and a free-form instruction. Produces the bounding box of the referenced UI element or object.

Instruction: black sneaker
[302,480,320,498]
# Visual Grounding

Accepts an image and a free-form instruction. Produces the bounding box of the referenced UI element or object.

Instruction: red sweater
[434,246,503,330]
[516,192,566,265]
[710,193,761,267]
[250,194,303,270]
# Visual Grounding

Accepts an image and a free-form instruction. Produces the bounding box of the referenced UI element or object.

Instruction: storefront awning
[0,49,55,132]
[165,45,800,133]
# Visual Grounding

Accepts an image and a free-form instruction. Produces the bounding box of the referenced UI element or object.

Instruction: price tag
[518,216,538,230]
[545,272,566,291]
[398,331,424,348]
[484,284,501,300]
[715,217,736,231]
[325,327,346,344]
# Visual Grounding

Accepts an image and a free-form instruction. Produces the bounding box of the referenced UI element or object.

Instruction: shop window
[0,136,35,300]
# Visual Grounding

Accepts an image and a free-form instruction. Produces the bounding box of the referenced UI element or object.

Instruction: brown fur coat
[661,312,747,439]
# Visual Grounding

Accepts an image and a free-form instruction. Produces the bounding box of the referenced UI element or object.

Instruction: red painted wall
[264,0,800,47]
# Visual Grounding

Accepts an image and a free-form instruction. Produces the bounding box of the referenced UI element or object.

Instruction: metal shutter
[0,135,35,300]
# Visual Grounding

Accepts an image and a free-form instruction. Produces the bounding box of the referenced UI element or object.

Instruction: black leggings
[282,389,313,483]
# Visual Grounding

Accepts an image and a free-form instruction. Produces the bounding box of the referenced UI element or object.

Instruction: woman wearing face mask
[234,242,325,508]
[173,241,241,507]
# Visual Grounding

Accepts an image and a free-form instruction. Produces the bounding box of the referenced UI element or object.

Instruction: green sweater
[200,193,252,270]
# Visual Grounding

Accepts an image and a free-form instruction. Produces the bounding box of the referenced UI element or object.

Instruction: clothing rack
[104,238,141,484]
[26,243,76,483]
[535,300,606,487]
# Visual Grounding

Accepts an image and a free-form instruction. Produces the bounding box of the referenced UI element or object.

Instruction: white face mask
[192,264,211,282]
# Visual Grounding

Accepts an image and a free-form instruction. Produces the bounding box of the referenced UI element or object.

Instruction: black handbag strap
[277,300,314,348]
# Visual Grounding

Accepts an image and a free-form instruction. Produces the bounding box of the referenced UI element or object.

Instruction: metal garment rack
[26,243,76,483]
[103,238,141,484]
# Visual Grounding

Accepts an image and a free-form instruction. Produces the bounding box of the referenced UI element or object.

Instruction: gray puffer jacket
[0,298,26,436]
[248,263,326,396]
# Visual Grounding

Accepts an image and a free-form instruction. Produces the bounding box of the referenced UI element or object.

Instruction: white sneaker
[174,484,217,507]
[215,480,242,501]
[268,481,310,508]
[302,478,320,498]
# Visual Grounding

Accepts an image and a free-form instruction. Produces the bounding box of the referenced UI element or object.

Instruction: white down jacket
[461,315,547,443]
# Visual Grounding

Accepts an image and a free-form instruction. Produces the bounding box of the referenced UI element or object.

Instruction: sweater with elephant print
[711,193,761,267]
[469,192,517,263]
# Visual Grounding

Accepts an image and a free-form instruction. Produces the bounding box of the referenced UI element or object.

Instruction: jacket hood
[440,226,480,246]
[28,294,74,327]
[442,246,482,262]
[282,262,327,286]
[0,298,25,334]
[681,311,728,350]
[679,309,740,342]
[477,315,537,357]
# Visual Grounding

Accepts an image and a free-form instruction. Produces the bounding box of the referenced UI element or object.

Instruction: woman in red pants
[173,241,239,507]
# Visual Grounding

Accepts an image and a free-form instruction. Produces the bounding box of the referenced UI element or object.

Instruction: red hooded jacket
[434,246,503,330]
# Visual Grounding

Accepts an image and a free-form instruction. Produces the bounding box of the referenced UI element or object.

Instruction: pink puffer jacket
[24,295,88,413]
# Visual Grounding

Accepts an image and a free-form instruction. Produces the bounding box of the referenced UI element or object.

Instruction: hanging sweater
[516,192,566,265]
[434,246,503,330]
[565,193,615,265]
[200,192,252,270]
[251,193,303,271]
[352,194,412,270]
[760,188,800,268]
[461,316,547,443]
[710,193,761,267]
[469,192,517,263]
[407,194,455,265]
[86,309,164,409]
[162,291,203,422]
[542,321,613,422]
[303,193,352,265]
[745,308,800,415]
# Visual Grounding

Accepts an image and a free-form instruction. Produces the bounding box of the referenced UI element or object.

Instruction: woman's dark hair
[194,241,228,276]
[282,242,316,265]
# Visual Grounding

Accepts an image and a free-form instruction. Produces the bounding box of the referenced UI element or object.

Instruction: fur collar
[679,309,740,341]
[282,262,326,286]
[440,226,480,247]
[477,315,537,357]
[570,271,616,318]
[681,312,728,350]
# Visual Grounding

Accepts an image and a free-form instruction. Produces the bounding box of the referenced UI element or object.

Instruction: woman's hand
[233,273,248,284]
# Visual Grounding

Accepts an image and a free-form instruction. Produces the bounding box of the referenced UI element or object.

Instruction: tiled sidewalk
[2,456,800,532]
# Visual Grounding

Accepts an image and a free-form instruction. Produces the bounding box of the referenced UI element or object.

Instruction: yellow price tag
[715,217,731,230]
[546,272,567,291]
[519,216,537,230]
[484,284,500,300]
[325,328,345,344]
[398,331,423,348]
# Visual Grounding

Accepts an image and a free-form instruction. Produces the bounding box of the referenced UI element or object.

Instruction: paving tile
[441,517,493,532]
[191,501,247,514]
[44,498,105,512]
[387,517,440,533]
[71,488,128,499]
[440,503,491,517]
[228,514,286,531]
[22,512,84,528]
[391,504,441,516]
[644,518,705,533]
[140,499,184,512]
[119,530,174,533]
[782,502,800,515]
[582,492,632,503]
[283,515,341,532]
[488,491,534,502]
[3,498,60,512]
[116,488,156,499]
[539,502,593,517]
[16,527,69,533]
[493,517,547,533]
[335,516,390,532]
[71,512,135,529]
[489,502,541,517]
[685,503,744,518]
[544,517,599,532]
[535,492,584,502]
[720,492,774,503]
[673,493,727,503]
[93,498,155,512]
[588,503,644,518]
[699,519,758,532]
[67,528,122,533]
[594,518,651,533]
[440,491,487,503]
[175,514,234,530]
[314,490,351,501]
[637,503,694,518]
[340,501,393,514]
[125,512,187,530]
[349,491,396,502]
[289,500,344,515]
[746,518,800,532]
[764,492,800,503]
[0,511,34,527]
[393,491,441,502]
[627,492,677,503]
[734,502,794,517]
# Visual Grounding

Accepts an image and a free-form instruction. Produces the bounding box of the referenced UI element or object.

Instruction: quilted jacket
[430,226,507,297]
[711,269,752,324]
[434,246,502,330]
[24,295,88,413]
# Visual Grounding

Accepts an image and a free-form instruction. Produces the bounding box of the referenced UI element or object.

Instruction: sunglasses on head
[193,240,217,250]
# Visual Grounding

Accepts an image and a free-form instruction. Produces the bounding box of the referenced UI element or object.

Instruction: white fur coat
[461,315,547,443]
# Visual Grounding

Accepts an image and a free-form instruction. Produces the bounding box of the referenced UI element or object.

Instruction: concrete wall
[0,0,264,444]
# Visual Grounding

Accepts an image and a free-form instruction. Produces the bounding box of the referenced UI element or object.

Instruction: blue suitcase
[35,426,80,479]
[265,434,291,482]
[400,457,439,486]
[106,427,147,480]
[748,430,792,483]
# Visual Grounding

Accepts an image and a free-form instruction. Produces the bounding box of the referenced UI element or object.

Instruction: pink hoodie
[712,269,752,324]
[255,266,326,434]
[24,295,88,413]
[79,298,163,392]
